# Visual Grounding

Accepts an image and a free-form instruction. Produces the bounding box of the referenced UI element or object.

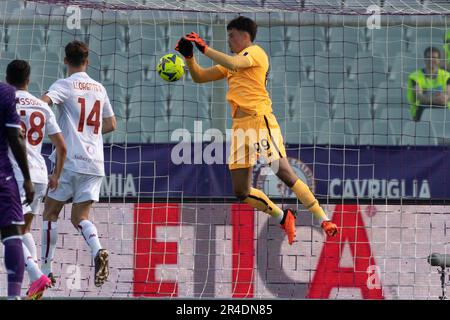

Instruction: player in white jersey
[6,60,67,299]
[40,41,116,288]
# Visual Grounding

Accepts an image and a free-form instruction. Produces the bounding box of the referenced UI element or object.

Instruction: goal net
[0,0,449,299]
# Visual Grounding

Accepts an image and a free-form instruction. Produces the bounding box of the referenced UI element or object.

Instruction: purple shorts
[0,175,24,229]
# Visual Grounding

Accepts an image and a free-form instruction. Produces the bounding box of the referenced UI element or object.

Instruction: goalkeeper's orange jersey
[216,44,272,118]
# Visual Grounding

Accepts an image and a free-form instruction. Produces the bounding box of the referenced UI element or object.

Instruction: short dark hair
[424,46,441,58]
[6,59,30,87]
[227,16,257,42]
[65,40,89,67]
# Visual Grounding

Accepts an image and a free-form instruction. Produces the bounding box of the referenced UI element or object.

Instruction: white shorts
[47,168,103,203]
[18,182,47,215]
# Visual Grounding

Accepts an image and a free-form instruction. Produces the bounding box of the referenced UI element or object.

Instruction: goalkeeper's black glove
[175,37,194,59]
[185,32,209,54]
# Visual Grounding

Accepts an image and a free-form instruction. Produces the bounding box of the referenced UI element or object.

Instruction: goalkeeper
[176,16,337,244]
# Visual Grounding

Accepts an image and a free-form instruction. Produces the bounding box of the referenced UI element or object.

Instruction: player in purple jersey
[0,81,34,299]
[7,60,67,299]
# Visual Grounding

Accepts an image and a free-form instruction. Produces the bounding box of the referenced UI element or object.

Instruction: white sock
[41,221,58,276]
[23,243,43,282]
[78,220,102,258]
[22,232,38,263]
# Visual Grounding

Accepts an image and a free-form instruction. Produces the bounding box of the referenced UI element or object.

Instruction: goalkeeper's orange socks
[242,187,337,243]
[242,183,327,224]
[290,179,329,224]
[243,188,284,222]
[290,179,338,236]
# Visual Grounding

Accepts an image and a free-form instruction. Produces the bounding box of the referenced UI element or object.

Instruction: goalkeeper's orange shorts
[228,112,287,170]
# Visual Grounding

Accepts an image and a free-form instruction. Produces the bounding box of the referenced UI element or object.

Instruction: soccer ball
[157,53,185,82]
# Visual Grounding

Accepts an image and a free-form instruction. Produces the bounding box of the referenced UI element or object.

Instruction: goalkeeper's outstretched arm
[185,57,226,83]
[183,32,252,72]
[204,47,252,72]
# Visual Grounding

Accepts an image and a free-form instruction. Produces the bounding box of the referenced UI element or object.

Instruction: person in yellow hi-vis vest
[407,46,450,121]
[174,16,338,245]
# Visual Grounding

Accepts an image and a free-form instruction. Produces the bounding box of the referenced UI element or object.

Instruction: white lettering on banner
[420,180,431,198]
[388,180,399,198]
[330,179,341,197]
[369,180,380,197]
[124,174,135,196]
[344,180,354,198]
[354,179,368,198]
[102,174,116,196]
[101,173,136,197]
[330,179,431,199]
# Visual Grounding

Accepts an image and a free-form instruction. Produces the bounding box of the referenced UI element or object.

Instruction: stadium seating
[0,0,24,16]
[420,108,450,143]
[400,120,438,146]
[28,81,42,97]
[88,23,126,43]
[359,119,397,145]
[373,80,406,116]
[327,26,366,57]
[154,118,183,143]
[282,119,314,144]
[297,102,330,132]
[317,119,357,145]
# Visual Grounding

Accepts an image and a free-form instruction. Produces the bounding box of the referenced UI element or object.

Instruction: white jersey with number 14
[46,72,114,177]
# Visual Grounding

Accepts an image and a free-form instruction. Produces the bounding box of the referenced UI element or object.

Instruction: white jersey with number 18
[9,90,61,184]
[46,72,114,177]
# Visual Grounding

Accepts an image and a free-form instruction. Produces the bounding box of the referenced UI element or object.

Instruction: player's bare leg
[273,158,338,237]
[41,196,65,286]
[71,201,109,287]
[230,167,297,245]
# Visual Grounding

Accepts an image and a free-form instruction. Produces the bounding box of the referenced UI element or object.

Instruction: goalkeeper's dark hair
[227,16,257,42]
[6,59,30,87]
[424,46,441,58]
[65,40,89,67]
